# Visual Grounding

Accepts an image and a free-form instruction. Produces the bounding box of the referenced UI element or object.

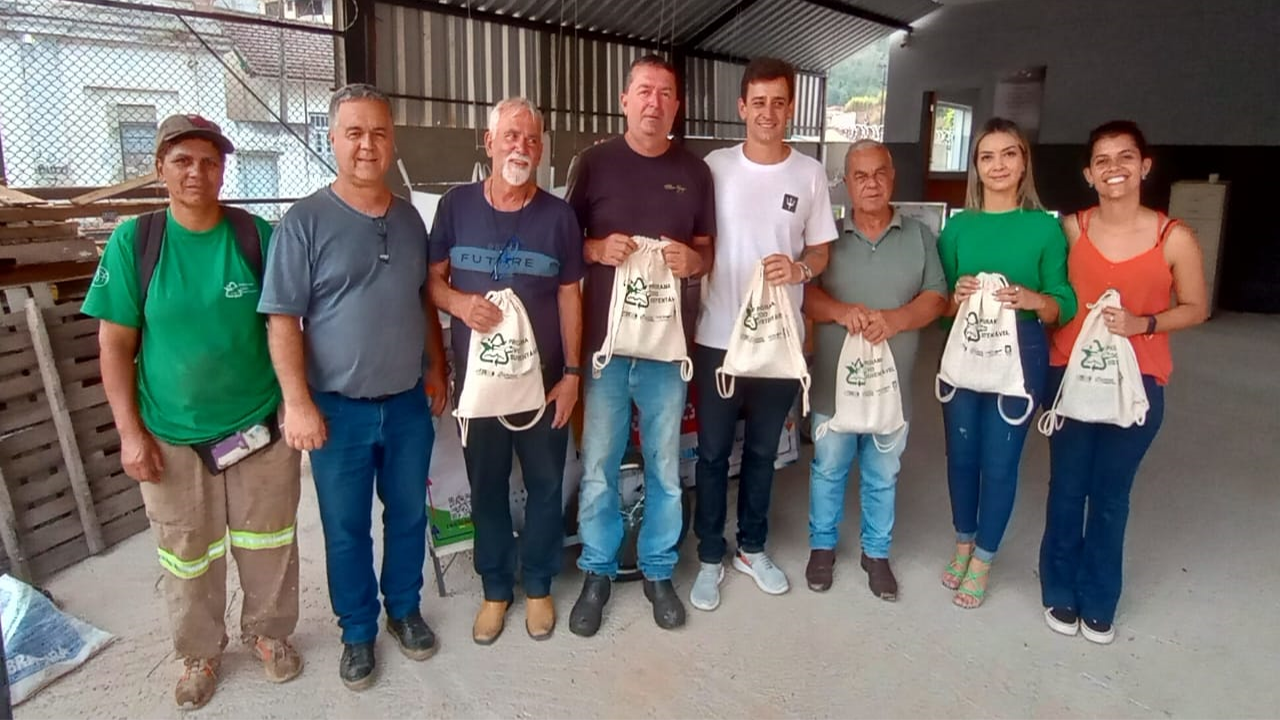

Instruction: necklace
[486,179,534,281]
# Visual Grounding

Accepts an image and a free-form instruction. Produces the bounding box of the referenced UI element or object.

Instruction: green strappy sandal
[942,548,972,590]
[953,563,990,609]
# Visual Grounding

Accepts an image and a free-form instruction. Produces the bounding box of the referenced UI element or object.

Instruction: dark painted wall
[886,140,1278,313]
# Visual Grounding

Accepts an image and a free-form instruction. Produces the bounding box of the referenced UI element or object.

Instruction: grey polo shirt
[258,187,428,399]
[810,211,947,419]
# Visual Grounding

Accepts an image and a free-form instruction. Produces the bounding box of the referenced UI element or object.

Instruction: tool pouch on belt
[190,413,281,475]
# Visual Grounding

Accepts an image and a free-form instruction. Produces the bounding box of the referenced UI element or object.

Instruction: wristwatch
[1144,315,1158,336]
[564,365,583,377]
[797,261,814,283]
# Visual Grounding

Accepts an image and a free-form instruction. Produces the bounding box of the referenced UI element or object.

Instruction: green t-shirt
[937,208,1078,324]
[81,209,281,444]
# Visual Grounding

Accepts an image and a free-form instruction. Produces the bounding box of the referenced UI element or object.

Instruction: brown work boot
[805,549,836,592]
[174,656,219,710]
[251,635,304,683]
[473,600,510,646]
[861,552,899,602]
[525,596,556,641]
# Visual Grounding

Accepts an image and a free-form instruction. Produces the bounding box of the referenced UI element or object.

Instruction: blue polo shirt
[429,183,585,395]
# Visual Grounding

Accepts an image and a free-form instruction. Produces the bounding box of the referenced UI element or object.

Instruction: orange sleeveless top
[1049,208,1176,384]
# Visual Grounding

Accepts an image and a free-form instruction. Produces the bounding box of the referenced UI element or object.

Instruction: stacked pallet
[0,284,147,583]
[0,180,167,287]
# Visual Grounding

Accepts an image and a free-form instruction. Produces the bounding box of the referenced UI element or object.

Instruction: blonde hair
[964,117,1043,211]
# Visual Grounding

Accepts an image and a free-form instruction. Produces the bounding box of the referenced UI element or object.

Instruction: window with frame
[309,113,333,163]
[929,102,973,173]
[117,104,157,181]
[237,152,280,200]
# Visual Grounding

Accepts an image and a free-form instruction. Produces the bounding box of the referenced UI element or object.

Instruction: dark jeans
[461,410,567,602]
[1040,367,1165,624]
[942,318,1049,562]
[309,380,432,644]
[693,344,799,563]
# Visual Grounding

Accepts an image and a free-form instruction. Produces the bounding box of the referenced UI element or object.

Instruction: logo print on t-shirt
[479,333,513,365]
[781,194,799,213]
[92,266,109,288]
[624,278,650,308]
[664,183,687,194]
[223,281,258,299]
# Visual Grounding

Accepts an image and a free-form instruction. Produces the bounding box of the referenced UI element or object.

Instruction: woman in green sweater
[936,117,1077,608]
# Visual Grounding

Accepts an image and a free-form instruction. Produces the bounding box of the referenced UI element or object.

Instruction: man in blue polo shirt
[429,97,584,645]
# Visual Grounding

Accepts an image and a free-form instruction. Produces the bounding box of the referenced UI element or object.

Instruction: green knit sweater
[937,208,1077,324]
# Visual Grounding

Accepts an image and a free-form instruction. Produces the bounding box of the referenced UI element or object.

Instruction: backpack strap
[134,209,167,316]
[221,205,263,280]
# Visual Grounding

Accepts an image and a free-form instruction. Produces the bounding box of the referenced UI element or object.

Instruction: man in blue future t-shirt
[429,97,585,645]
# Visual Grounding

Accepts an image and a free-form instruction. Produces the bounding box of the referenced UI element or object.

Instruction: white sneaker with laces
[732,550,790,595]
[689,562,725,611]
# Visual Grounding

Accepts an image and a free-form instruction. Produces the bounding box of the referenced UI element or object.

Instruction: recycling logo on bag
[845,359,868,387]
[479,333,513,365]
[624,278,650,308]
[1079,340,1119,371]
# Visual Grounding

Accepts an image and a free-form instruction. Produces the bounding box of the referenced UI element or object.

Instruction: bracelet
[797,261,814,283]
[563,366,583,377]
[1144,315,1157,336]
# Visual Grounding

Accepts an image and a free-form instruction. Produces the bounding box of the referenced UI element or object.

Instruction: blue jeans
[692,344,798,562]
[942,318,1048,562]
[309,381,432,644]
[462,411,567,602]
[577,358,686,581]
[808,415,909,558]
[1041,367,1165,624]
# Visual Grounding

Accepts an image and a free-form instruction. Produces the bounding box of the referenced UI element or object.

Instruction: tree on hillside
[825,37,890,107]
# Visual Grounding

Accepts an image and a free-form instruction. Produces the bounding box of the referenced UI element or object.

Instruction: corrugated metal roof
[427,0,940,71]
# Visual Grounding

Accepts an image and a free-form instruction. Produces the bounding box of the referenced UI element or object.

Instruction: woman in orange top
[1040,121,1207,644]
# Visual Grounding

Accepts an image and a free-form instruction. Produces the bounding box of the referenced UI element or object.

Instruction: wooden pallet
[0,284,146,582]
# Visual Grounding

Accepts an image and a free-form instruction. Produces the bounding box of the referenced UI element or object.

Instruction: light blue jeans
[808,414,909,559]
[576,357,686,581]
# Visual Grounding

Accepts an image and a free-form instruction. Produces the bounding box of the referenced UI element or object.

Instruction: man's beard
[501,153,533,186]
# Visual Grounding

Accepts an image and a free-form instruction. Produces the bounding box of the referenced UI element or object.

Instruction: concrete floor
[17,313,1280,719]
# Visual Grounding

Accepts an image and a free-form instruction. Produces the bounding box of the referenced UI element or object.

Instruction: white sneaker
[732,550,790,595]
[689,562,725,611]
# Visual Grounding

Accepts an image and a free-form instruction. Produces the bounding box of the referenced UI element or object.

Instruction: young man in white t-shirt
[690,58,838,611]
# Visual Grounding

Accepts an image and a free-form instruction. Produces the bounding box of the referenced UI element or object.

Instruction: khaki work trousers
[139,436,302,660]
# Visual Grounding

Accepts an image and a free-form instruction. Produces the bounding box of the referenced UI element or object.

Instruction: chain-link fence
[0,0,340,220]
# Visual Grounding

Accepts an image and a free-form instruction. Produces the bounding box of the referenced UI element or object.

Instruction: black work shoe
[860,552,899,602]
[339,642,375,691]
[569,573,612,637]
[642,579,686,630]
[387,611,438,661]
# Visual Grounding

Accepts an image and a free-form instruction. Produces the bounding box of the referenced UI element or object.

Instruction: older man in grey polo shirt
[802,140,948,601]
[258,83,447,691]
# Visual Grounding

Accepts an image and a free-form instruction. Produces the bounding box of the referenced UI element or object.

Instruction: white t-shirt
[696,143,838,350]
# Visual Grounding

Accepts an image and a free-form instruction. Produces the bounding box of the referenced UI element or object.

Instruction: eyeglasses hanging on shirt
[373,215,389,264]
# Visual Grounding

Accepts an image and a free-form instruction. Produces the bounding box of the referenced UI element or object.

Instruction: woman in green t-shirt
[936,118,1077,609]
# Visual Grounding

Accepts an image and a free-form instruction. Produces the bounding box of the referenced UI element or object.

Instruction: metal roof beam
[680,0,764,50]
[794,0,912,33]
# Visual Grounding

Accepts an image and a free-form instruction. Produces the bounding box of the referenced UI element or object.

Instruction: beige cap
[155,114,235,155]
